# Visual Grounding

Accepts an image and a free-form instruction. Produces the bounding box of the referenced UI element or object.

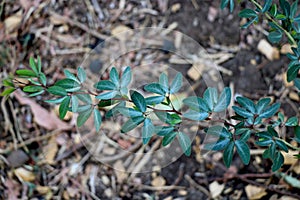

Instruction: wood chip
[43,136,58,164]
[257,39,280,61]
[4,11,22,34]
[14,167,35,182]
[151,176,166,187]
[289,92,300,101]
[187,63,205,81]
[209,181,224,198]
[280,44,293,54]
[171,3,181,13]
[282,150,299,165]
[245,185,267,200]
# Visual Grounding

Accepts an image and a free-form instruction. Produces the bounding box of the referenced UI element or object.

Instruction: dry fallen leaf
[257,39,280,61]
[151,176,166,187]
[245,184,267,200]
[4,11,22,34]
[43,136,58,164]
[209,181,224,198]
[14,91,71,130]
[14,167,35,182]
[282,150,299,165]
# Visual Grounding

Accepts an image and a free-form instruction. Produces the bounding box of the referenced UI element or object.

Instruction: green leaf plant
[2,56,300,172]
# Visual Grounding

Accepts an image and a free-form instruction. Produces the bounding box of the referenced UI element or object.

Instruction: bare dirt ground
[0,0,299,199]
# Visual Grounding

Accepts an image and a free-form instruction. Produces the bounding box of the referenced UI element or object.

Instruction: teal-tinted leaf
[229,0,234,12]
[27,78,41,86]
[77,107,93,127]
[144,83,166,95]
[268,31,282,43]
[77,105,92,113]
[47,86,67,96]
[295,126,300,143]
[55,78,81,92]
[29,57,38,75]
[0,88,16,96]
[214,87,231,112]
[294,78,300,90]
[145,96,165,105]
[23,85,43,93]
[275,139,289,152]
[241,17,258,29]
[232,106,253,118]
[279,0,290,16]
[287,64,300,82]
[169,72,182,94]
[28,90,44,97]
[162,132,176,146]
[285,116,299,126]
[263,148,270,159]
[131,90,146,112]
[98,99,117,108]
[16,69,37,77]
[210,138,231,151]
[117,107,143,117]
[290,0,298,18]
[278,112,285,122]
[272,151,284,171]
[76,94,92,104]
[44,96,67,104]
[120,66,132,88]
[205,125,231,138]
[71,95,79,112]
[156,126,174,136]
[259,103,281,118]
[77,67,86,83]
[105,101,125,118]
[235,128,250,135]
[203,87,218,111]
[256,98,271,114]
[223,141,234,168]
[120,87,128,96]
[93,108,102,132]
[121,116,145,133]
[236,96,256,114]
[268,126,279,137]
[64,69,79,82]
[142,118,155,144]
[220,0,229,9]
[94,80,116,90]
[37,56,42,73]
[262,0,272,13]
[183,110,209,121]
[39,73,47,86]
[110,67,120,87]
[159,72,169,92]
[59,96,70,119]
[182,96,209,112]
[235,140,250,165]
[256,139,273,146]
[240,130,251,142]
[238,9,257,18]
[177,132,191,156]
[257,131,273,140]
[269,142,276,159]
[96,91,118,100]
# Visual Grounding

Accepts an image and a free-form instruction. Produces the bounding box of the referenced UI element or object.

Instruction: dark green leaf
[96,91,118,100]
[295,126,300,143]
[94,80,116,90]
[235,128,250,135]
[121,116,145,133]
[23,85,43,93]
[220,0,229,10]
[142,118,155,144]
[47,86,67,96]
[256,98,271,114]
[93,108,102,132]
[269,142,276,159]
[28,90,44,97]
[159,72,169,92]
[71,95,79,112]
[145,96,165,105]
[257,131,273,140]
[59,96,71,119]
[262,0,272,13]
[285,116,299,126]
[64,69,79,82]
[279,0,290,16]
[272,151,284,171]
[105,101,125,118]
[259,103,281,118]
[294,78,300,90]
[44,96,67,104]
[238,9,257,18]
[275,139,289,152]
[29,57,38,75]
[232,106,253,118]
[205,125,231,138]
[16,69,37,77]
[110,67,120,86]
[3,78,14,87]
[214,87,231,112]
[117,107,143,117]
[240,130,251,142]
[236,96,256,114]
[156,126,174,136]
[162,132,176,146]
[77,107,93,127]
[203,87,218,111]
[55,78,81,92]
[182,96,209,112]
[169,73,182,94]
[120,66,132,88]
[177,132,191,156]
[290,0,298,18]
[76,94,92,104]
[210,138,231,151]
[268,31,282,43]
[267,126,279,137]
[241,16,258,29]
[235,140,250,165]
[270,4,278,16]
[77,67,86,83]
[287,64,300,82]
[1,88,16,96]
[223,141,234,168]
[98,99,117,108]
[131,90,146,112]
[144,83,166,95]
[183,110,209,121]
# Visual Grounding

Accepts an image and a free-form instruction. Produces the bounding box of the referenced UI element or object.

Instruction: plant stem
[250,0,297,46]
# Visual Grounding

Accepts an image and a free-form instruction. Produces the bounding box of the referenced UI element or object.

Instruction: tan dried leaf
[245,185,267,200]
[14,167,35,182]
